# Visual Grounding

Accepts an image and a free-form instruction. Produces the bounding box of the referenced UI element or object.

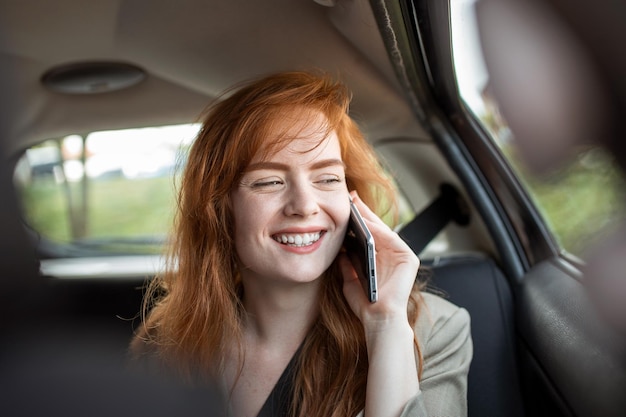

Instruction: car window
[450,0,625,257]
[14,124,200,255]
[15,124,414,257]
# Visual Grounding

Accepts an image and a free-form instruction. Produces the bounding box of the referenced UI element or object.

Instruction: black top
[256,345,302,417]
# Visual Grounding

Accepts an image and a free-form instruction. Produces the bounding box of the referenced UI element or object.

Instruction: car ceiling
[0,0,428,156]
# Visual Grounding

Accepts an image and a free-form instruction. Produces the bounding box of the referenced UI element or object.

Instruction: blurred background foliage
[504,144,625,256]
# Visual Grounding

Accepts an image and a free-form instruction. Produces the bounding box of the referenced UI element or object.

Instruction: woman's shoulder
[129,324,154,354]
[128,324,164,370]
[414,291,471,352]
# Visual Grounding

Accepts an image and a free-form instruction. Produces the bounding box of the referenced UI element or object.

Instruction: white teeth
[274,232,321,247]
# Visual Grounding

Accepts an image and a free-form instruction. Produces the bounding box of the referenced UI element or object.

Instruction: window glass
[450,0,625,256]
[14,124,200,254]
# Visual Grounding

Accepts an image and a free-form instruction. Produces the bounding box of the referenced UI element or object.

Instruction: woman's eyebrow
[310,159,346,170]
[245,158,345,172]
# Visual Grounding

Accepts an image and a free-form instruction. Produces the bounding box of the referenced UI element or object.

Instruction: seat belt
[398,183,470,255]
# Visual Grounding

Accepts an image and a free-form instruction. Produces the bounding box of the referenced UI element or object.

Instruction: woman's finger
[349,191,390,229]
[338,253,369,315]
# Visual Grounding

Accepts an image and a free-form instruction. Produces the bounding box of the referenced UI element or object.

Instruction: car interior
[1,1,625,416]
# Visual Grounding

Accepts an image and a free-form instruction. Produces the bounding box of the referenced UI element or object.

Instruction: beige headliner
[0,0,428,155]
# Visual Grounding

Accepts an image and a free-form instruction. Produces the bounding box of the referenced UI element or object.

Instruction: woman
[131,71,472,417]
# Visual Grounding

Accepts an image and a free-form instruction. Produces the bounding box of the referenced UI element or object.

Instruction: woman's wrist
[363,315,415,343]
[363,315,420,417]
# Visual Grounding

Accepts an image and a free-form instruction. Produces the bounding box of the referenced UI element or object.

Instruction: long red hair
[131,71,424,417]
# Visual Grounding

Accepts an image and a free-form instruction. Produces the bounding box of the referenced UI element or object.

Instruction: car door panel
[516,258,626,417]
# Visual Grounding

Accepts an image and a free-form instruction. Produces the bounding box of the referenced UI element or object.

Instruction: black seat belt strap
[399,184,470,255]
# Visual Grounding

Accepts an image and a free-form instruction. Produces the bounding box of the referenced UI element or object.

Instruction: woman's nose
[284,184,320,217]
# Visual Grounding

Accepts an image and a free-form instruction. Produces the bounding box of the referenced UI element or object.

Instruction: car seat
[399,184,525,417]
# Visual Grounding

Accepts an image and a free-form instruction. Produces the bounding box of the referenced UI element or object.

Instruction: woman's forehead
[253,109,340,161]
[273,107,329,138]
[254,130,342,166]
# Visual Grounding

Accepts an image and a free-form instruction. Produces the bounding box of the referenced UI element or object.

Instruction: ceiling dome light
[313,0,337,7]
[41,61,146,94]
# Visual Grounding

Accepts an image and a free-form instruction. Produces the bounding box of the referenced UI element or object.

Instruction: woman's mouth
[272,231,322,247]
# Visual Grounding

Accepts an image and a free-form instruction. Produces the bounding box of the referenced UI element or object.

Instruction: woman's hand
[338,191,420,329]
[339,191,421,417]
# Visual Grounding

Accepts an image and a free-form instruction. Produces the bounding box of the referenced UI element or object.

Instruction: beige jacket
[358,292,473,417]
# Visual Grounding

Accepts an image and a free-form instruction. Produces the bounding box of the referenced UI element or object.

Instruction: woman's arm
[414,297,472,416]
[339,192,422,417]
[382,296,473,417]
[361,316,421,417]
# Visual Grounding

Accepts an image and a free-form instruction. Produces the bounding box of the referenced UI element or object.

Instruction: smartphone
[344,199,378,303]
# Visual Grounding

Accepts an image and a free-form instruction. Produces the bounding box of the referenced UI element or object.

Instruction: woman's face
[231,112,350,288]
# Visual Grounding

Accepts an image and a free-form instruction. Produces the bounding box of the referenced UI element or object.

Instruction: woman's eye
[251,179,284,188]
[315,175,343,185]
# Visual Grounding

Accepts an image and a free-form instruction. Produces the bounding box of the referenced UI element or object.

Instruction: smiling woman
[5,1,626,417]
[231,112,350,288]
[130,71,472,417]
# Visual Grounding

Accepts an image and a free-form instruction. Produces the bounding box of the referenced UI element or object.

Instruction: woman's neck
[240,277,321,348]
